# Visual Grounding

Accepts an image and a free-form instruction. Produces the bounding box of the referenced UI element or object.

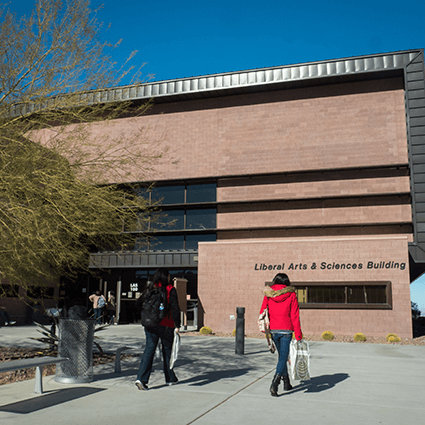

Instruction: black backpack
[141,284,167,327]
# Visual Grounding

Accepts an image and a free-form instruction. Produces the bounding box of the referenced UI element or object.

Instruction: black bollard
[235,307,245,355]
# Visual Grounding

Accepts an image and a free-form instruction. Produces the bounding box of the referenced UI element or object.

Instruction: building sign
[254,260,406,271]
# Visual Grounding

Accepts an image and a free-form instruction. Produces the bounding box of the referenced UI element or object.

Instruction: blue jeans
[137,326,177,384]
[93,308,102,324]
[271,332,292,377]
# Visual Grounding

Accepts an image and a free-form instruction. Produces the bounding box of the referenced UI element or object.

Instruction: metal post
[116,279,122,325]
[235,307,245,355]
[193,302,198,330]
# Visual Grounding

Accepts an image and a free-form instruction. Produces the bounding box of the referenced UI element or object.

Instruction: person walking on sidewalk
[259,273,303,397]
[135,268,180,390]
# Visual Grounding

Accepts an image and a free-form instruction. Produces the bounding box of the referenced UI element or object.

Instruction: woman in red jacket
[259,273,303,396]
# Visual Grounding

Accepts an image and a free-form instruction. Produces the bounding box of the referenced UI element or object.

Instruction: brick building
[87,49,425,338]
[4,49,425,337]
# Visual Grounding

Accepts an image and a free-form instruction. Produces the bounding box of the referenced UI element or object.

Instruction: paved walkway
[0,324,424,425]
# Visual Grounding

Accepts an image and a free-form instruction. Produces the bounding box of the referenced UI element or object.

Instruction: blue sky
[7,0,425,314]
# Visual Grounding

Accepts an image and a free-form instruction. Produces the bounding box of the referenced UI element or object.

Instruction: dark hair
[95,290,101,296]
[152,268,170,285]
[272,273,290,286]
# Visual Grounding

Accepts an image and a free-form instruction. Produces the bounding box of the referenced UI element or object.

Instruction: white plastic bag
[258,308,270,333]
[288,339,311,381]
[170,330,180,369]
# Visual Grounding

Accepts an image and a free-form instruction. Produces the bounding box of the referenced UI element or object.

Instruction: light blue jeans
[271,331,292,377]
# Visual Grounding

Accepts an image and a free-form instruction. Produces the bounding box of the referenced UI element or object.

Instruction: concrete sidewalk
[0,324,424,425]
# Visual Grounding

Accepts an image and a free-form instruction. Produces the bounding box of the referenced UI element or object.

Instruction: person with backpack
[89,290,107,325]
[135,268,181,390]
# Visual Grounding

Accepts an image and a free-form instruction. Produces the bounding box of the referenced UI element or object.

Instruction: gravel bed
[183,331,425,346]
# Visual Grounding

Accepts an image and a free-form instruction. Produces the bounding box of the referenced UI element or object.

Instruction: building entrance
[91,268,198,324]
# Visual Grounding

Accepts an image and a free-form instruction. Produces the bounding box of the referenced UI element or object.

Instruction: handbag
[258,308,270,333]
[258,307,276,354]
[170,329,181,369]
[288,339,311,381]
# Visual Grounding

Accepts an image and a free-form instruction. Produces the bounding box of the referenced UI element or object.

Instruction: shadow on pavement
[0,387,106,414]
[288,373,350,395]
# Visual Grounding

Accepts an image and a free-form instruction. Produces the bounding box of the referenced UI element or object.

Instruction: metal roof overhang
[81,50,421,105]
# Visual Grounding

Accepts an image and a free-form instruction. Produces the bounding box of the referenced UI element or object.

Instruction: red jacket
[259,284,303,340]
[158,283,181,329]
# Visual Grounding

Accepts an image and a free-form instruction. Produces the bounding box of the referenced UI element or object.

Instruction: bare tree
[0,0,163,295]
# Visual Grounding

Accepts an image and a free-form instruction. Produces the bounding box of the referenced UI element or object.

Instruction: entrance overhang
[89,250,198,269]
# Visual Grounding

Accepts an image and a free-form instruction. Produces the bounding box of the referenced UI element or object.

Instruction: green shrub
[353,332,366,342]
[386,333,401,342]
[199,326,212,335]
[321,331,334,341]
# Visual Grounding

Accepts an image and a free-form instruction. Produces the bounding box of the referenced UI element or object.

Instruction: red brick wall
[86,78,407,184]
[197,236,412,338]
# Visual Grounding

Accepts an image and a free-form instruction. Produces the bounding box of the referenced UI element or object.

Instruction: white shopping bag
[288,339,311,381]
[170,330,180,369]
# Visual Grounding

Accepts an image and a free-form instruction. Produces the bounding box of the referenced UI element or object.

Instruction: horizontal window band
[217,223,412,236]
[217,194,411,213]
[299,303,392,310]
[218,164,409,188]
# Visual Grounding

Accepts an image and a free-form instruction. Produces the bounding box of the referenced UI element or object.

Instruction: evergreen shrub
[353,332,367,342]
[386,333,401,342]
[200,326,212,335]
[321,331,334,341]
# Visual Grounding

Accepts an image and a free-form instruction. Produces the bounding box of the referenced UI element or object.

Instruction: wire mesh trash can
[55,318,95,384]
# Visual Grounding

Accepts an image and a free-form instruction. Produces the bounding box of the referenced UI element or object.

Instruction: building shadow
[0,387,106,414]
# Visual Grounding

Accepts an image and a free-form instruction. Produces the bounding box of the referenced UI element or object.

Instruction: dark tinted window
[135,237,149,251]
[27,286,55,299]
[347,286,365,303]
[185,233,216,250]
[135,188,150,201]
[365,285,387,304]
[299,285,387,305]
[186,209,216,229]
[186,183,216,203]
[153,210,185,230]
[151,186,185,205]
[151,235,184,250]
[1,284,20,298]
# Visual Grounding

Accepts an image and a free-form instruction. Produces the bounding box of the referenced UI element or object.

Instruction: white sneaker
[135,380,148,390]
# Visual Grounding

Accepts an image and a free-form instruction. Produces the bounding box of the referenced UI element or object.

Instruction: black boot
[270,374,281,397]
[282,375,292,391]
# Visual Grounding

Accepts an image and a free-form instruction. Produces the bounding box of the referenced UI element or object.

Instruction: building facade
[5,50,423,336]
[87,49,425,338]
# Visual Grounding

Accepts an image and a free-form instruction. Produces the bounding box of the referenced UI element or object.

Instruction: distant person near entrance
[259,273,303,397]
[89,290,107,325]
[0,306,16,326]
[135,268,181,390]
[108,291,117,325]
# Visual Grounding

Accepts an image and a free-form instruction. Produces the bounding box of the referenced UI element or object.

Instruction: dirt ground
[0,347,117,386]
